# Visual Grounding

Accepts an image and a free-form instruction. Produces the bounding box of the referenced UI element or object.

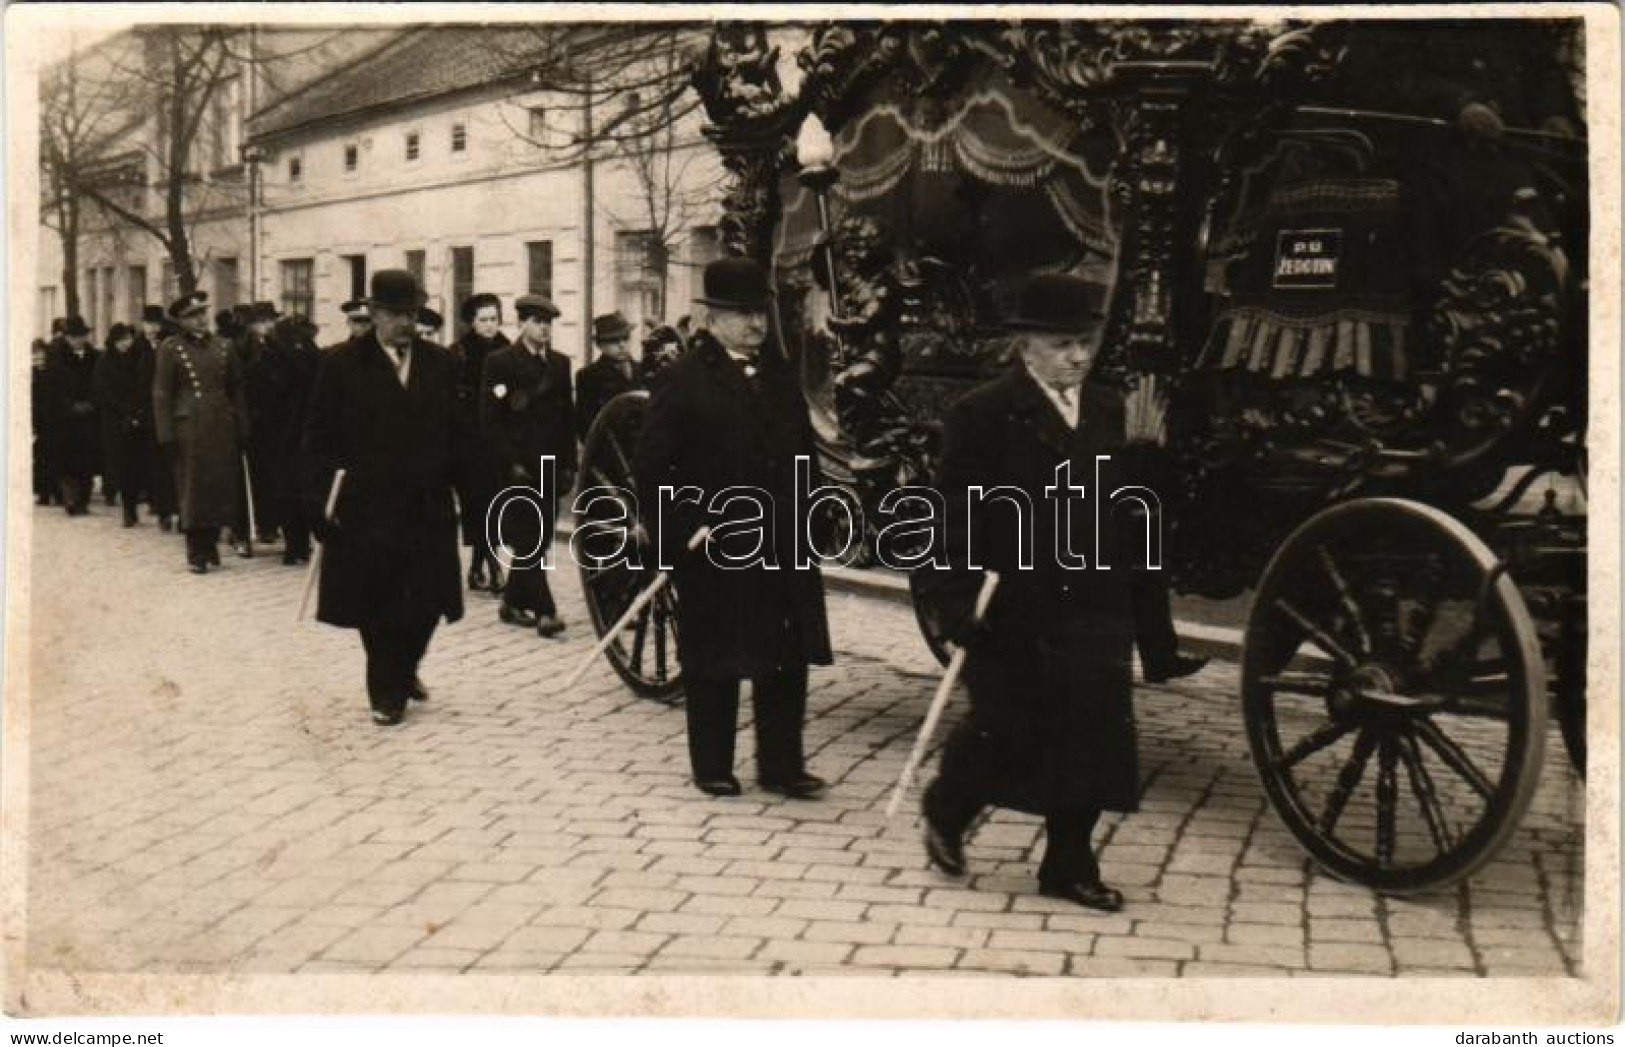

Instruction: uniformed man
[480,294,576,637]
[633,257,833,799]
[916,274,1160,913]
[451,292,510,593]
[302,270,473,726]
[45,315,101,516]
[326,299,373,351]
[153,291,249,573]
[575,311,637,442]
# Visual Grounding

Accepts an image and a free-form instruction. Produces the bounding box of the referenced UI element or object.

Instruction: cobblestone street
[25,505,1585,979]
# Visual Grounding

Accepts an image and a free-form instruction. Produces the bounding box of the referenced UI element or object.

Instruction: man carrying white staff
[302,270,474,727]
[915,274,1165,912]
[633,257,833,800]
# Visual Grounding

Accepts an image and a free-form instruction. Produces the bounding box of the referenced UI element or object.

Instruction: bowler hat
[169,291,209,320]
[251,300,279,322]
[515,294,560,322]
[341,298,372,320]
[695,257,771,311]
[461,292,502,324]
[593,312,633,343]
[642,324,683,351]
[368,269,425,313]
[62,315,90,337]
[141,305,167,324]
[107,322,135,345]
[417,306,444,331]
[1003,274,1109,334]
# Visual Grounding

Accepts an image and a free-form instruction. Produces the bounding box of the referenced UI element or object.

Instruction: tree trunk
[59,194,81,317]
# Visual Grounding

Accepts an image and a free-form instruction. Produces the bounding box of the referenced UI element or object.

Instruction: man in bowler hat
[45,315,101,515]
[481,294,576,637]
[634,257,833,799]
[916,273,1162,912]
[576,311,638,442]
[302,270,474,726]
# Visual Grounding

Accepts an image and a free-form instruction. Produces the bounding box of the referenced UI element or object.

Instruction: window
[288,155,303,183]
[343,143,358,172]
[279,259,314,319]
[405,131,420,162]
[450,123,467,153]
[527,106,547,140]
[450,247,474,334]
[526,240,553,299]
[160,260,176,304]
[208,76,242,171]
[615,229,666,330]
[404,249,425,287]
[127,265,147,309]
[213,257,239,311]
[342,255,367,302]
[101,266,116,331]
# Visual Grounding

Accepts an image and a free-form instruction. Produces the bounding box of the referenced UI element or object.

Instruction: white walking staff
[885,571,1001,821]
[241,453,259,544]
[296,468,347,622]
[558,525,712,691]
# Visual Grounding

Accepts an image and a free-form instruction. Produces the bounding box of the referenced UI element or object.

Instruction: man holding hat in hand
[480,293,576,637]
[633,256,833,799]
[153,291,249,571]
[302,270,473,726]
[914,273,1162,913]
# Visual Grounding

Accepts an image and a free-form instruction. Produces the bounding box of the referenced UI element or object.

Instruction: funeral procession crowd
[34,257,1211,914]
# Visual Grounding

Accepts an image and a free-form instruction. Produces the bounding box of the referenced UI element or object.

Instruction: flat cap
[515,294,560,322]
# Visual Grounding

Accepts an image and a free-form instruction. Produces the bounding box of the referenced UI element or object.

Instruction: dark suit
[633,331,833,783]
[916,365,1144,886]
[576,354,637,443]
[46,344,102,513]
[302,335,473,717]
[479,340,576,616]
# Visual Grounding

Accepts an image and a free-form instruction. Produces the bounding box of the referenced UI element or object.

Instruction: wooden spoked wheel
[574,391,684,703]
[1241,498,1547,892]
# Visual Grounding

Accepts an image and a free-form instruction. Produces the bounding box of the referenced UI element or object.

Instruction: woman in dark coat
[916,274,1159,913]
[451,292,510,592]
[93,323,156,527]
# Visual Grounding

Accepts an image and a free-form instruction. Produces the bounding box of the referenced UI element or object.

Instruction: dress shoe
[188,561,208,575]
[408,677,429,703]
[467,566,488,591]
[371,709,404,727]
[158,516,173,532]
[923,819,967,877]
[488,569,507,595]
[759,774,828,800]
[282,552,300,566]
[535,614,566,638]
[1038,880,1125,912]
[695,776,742,797]
[499,603,538,628]
[235,541,253,559]
[1144,653,1209,684]
[122,515,137,528]
[208,546,222,566]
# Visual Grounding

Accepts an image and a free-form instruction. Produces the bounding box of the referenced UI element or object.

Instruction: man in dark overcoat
[302,270,473,727]
[45,315,101,516]
[93,323,157,527]
[153,292,249,572]
[916,274,1161,913]
[480,293,576,637]
[450,292,509,593]
[575,312,637,442]
[633,257,833,799]
[32,339,55,506]
[134,305,178,529]
[248,314,321,565]
[234,301,280,551]
[325,299,373,352]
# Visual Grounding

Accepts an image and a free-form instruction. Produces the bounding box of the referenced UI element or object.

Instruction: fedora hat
[62,315,91,337]
[593,312,633,343]
[695,257,771,311]
[1004,274,1109,334]
[417,306,445,331]
[140,305,167,325]
[368,269,425,314]
[251,300,279,322]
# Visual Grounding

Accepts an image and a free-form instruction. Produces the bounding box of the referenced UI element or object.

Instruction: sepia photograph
[2,2,1618,1028]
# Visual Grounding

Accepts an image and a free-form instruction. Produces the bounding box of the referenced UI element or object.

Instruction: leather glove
[311,514,344,544]
[1459,102,1503,141]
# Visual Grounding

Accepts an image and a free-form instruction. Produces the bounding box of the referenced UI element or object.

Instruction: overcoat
[46,344,102,478]
[575,355,637,442]
[152,330,246,529]
[245,333,319,527]
[915,365,1145,814]
[450,329,509,545]
[302,335,472,630]
[93,344,155,493]
[479,341,576,564]
[633,331,833,679]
